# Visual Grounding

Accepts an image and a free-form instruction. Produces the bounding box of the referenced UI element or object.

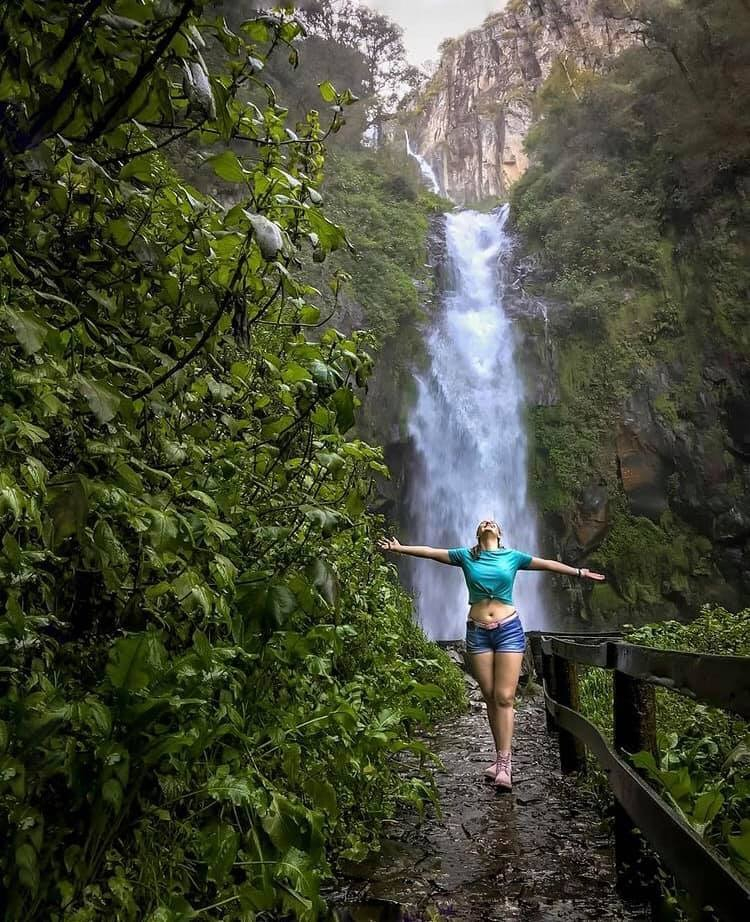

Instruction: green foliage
[0,4,464,919]
[653,394,680,429]
[319,149,445,337]
[514,160,662,284]
[579,607,750,885]
[591,509,710,609]
[308,147,448,441]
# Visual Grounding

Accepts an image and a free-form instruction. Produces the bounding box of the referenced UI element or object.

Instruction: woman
[377,520,605,791]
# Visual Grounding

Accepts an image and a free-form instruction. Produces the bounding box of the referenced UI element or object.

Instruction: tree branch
[46,0,103,68]
[84,0,196,142]
[133,236,250,399]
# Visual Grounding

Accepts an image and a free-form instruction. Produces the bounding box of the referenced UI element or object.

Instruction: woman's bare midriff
[468,598,517,625]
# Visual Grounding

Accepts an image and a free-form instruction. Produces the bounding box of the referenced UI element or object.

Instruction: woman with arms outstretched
[378,519,605,791]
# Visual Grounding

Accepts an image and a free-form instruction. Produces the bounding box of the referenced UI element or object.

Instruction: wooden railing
[526,631,750,921]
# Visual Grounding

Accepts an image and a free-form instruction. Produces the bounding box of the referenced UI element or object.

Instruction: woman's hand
[377,535,403,553]
[580,568,606,581]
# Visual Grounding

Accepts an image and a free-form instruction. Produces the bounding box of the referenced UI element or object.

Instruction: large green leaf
[318,80,337,103]
[208,150,247,182]
[15,842,38,895]
[302,505,341,537]
[729,820,750,878]
[688,789,724,834]
[172,570,213,616]
[76,375,122,423]
[106,633,166,692]
[305,558,340,610]
[4,307,50,354]
[261,793,308,851]
[331,387,355,433]
[239,582,297,628]
[47,475,89,546]
[206,773,258,806]
[302,778,338,821]
[202,822,239,884]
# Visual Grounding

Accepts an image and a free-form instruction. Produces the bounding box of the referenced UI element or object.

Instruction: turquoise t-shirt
[447,547,533,605]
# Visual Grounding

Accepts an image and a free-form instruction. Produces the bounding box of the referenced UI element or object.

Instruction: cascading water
[406,206,546,640]
[405,130,441,195]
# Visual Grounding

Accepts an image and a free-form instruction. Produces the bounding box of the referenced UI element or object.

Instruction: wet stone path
[331,677,650,922]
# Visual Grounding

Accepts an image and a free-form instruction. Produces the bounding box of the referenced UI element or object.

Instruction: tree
[302,0,413,142]
[265,34,370,146]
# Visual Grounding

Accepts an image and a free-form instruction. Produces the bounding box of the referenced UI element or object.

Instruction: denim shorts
[466,613,527,654]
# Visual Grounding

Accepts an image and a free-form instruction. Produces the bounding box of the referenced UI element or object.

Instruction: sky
[360,0,506,67]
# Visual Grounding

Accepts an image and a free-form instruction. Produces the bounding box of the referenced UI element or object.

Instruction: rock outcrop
[405,0,634,202]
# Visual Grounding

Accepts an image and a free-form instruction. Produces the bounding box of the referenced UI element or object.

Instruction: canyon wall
[405,0,634,202]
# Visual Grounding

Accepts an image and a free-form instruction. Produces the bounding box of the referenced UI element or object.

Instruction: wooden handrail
[545,690,750,920]
[533,632,750,919]
[541,637,750,719]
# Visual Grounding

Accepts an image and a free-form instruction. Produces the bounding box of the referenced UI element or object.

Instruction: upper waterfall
[405,130,441,196]
[406,206,546,639]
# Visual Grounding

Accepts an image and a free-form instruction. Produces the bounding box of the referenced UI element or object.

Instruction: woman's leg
[469,651,503,750]
[492,651,525,753]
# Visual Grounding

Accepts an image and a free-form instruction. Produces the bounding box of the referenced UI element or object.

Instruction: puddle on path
[329,684,650,922]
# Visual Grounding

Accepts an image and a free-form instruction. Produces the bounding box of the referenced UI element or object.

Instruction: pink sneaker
[494,751,512,791]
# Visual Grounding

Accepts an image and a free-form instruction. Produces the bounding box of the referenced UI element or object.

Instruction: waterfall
[540,301,549,349]
[405,130,441,195]
[406,206,546,640]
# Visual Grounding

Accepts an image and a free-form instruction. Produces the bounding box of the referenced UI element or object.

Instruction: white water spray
[407,206,546,640]
[405,130,441,195]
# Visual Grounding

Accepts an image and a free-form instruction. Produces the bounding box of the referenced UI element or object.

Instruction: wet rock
[443,648,464,669]
[714,506,750,543]
[616,429,670,521]
[573,483,609,550]
[332,898,403,922]
[463,673,479,691]
[726,393,750,459]
[703,364,728,385]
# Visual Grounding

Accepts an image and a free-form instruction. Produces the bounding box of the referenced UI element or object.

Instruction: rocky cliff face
[406,0,634,202]
[509,243,750,624]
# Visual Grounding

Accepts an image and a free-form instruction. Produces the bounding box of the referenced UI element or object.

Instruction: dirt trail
[331,682,650,922]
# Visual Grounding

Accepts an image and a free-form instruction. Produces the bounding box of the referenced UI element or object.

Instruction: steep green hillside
[314,148,447,446]
[512,0,750,624]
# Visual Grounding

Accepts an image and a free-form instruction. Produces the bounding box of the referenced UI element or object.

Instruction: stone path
[331,681,650,922]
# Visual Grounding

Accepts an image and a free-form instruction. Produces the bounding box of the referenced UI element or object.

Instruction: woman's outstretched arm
[377,536,452,564]
[527,557,606,581]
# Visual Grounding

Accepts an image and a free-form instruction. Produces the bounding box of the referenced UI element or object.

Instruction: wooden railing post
[541,648,557,733]
[552,652,586,774]
[527,632,545,687]
[613,669,659,900]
